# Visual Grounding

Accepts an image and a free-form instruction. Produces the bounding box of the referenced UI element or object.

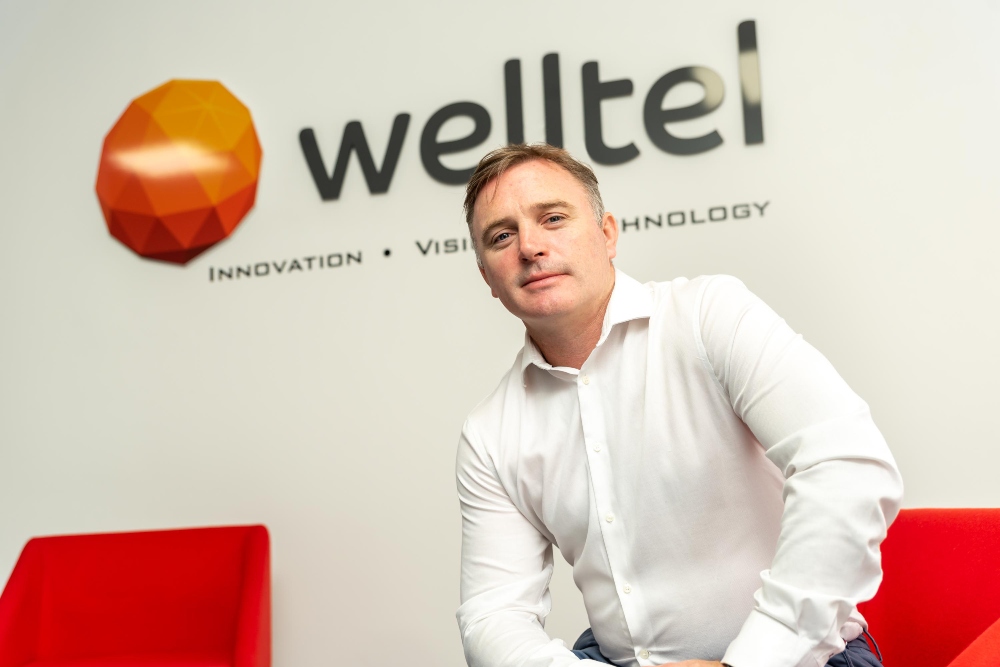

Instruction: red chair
[859,508,1000,667]
[0,525,270,667]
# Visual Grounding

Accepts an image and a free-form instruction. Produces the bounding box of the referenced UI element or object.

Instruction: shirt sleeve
[456,421,603,667]
[694,276,904,667]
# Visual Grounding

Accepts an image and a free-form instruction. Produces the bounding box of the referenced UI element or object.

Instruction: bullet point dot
[383,248,391,257]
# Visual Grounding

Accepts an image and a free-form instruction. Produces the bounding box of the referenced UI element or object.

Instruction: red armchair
[859,508,1000,667]
[0,525,270,667]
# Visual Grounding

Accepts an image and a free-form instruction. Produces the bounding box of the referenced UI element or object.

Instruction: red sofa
[0,525,270,667]
[859,508,1000,667]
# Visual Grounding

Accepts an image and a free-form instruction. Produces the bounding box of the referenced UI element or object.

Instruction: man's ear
[602,212,619,261]
[479,265,499,299]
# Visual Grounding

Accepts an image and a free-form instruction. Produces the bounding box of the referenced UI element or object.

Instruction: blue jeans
[571,628,883,666]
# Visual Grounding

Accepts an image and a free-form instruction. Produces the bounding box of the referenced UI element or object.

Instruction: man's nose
[518,224,546,262]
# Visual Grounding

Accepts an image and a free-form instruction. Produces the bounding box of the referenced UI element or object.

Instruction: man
[455,144,902,667]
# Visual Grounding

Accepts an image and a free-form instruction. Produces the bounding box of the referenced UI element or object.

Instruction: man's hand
[659,661,725,667]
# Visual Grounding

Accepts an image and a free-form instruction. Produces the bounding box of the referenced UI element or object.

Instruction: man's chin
[509,296,576,324]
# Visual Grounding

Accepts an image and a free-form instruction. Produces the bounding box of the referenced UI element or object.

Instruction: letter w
[299,114,411,201]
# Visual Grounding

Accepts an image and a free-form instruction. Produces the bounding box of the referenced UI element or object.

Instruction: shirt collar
[519,268,654,382]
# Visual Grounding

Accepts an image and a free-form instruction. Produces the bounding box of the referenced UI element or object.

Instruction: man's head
[464,144,605,236]
[464,144,618,331]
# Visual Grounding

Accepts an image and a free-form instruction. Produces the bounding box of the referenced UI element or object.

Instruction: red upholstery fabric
[858,508,1000,667]
[948,616,1000,667]
[23,652,230,667]
[0,526,270,667]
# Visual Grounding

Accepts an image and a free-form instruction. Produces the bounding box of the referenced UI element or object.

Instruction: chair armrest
[233,526,271,667]
[947,615,1000,667]
[0,540,43,667]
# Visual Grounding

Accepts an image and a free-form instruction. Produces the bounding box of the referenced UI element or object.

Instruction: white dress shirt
[455,271,903,667]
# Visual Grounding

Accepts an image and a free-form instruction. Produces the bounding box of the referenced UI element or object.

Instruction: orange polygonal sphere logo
[95,80,262,264]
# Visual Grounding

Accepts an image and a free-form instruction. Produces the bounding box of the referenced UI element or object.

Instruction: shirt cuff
[721,609,830,667]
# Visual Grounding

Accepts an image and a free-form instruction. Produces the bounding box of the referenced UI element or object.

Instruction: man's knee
[824,636,882,667]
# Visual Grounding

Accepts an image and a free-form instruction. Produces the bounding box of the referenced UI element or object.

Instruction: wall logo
[95,80,262,264]
[300,20,762,201]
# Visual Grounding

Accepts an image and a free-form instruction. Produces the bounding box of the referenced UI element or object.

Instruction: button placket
[578,365,643,644]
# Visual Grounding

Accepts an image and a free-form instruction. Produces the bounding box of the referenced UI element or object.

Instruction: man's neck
[526,277,615,370]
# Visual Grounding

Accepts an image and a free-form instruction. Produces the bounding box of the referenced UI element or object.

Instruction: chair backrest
[30,525,256,660]
[858,508,1000,667]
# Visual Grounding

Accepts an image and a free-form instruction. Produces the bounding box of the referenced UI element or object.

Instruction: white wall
[1,1,998,665]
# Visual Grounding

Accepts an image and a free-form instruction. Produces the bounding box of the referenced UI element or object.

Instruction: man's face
[471,159,618,328]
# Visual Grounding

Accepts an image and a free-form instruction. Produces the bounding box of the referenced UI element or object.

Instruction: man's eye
[492,232,511,244]
[545,215,564,223]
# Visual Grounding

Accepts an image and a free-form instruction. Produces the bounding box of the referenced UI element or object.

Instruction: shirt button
[581,375,590,385]
[639,650,650,660]
[622,583,632,594]
[593,444,602,452]
[605,513,615,523]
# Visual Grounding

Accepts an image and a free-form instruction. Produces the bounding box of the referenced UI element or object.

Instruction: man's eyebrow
[531,200,574,214]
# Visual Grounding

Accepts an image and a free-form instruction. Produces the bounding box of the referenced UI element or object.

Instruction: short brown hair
[463,143,605,228]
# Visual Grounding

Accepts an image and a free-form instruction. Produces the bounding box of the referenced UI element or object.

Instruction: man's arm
[456,421,600,667]
[695,276,903,667]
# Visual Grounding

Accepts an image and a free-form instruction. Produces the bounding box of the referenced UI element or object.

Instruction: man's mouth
[522,272,565,288]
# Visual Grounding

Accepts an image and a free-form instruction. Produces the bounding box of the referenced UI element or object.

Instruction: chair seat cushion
[25,652,231,667]
[948,616,1000,667]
